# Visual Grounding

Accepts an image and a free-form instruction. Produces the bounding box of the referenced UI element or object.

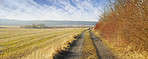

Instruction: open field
[0,28,85,59]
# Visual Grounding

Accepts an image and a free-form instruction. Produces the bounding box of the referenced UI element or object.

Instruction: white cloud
[0,0,101,21]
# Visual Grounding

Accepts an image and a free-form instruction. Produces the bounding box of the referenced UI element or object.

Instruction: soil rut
[64,30,87,59]
[89,28,114,59]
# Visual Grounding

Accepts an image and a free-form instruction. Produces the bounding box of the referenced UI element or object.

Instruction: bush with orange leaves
[95,0,148,59]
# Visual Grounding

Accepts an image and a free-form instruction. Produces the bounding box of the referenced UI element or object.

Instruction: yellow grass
[0,26,20,28]
[0,28,85,59]
[81,30,98,59]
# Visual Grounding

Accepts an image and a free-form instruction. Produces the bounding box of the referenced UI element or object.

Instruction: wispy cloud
[0,0,104,21]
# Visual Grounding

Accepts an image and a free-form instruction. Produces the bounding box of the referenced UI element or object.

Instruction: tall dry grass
[95,0,148,58]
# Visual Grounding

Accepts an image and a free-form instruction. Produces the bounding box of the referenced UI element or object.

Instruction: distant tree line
[21,24,47,29]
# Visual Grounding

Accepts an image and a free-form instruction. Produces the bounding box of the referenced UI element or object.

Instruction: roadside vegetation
[81,30,98,59]
[94,0,148,59]
[0,28,85,59]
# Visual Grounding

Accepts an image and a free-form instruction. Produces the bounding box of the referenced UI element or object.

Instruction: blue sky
[0,0,108,21]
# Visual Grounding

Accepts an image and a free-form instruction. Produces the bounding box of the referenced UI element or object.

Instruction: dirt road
[56,29,114,59]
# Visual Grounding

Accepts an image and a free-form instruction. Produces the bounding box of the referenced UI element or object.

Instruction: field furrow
[0,28,85,59]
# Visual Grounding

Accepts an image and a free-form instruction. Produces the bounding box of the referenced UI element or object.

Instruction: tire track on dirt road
[89,28,115,59]
[63,29,88,59]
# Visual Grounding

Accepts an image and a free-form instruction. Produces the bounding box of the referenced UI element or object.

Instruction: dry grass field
[0,28,85,59]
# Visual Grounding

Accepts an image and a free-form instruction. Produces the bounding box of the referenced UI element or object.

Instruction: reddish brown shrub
[95,0,148,53]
